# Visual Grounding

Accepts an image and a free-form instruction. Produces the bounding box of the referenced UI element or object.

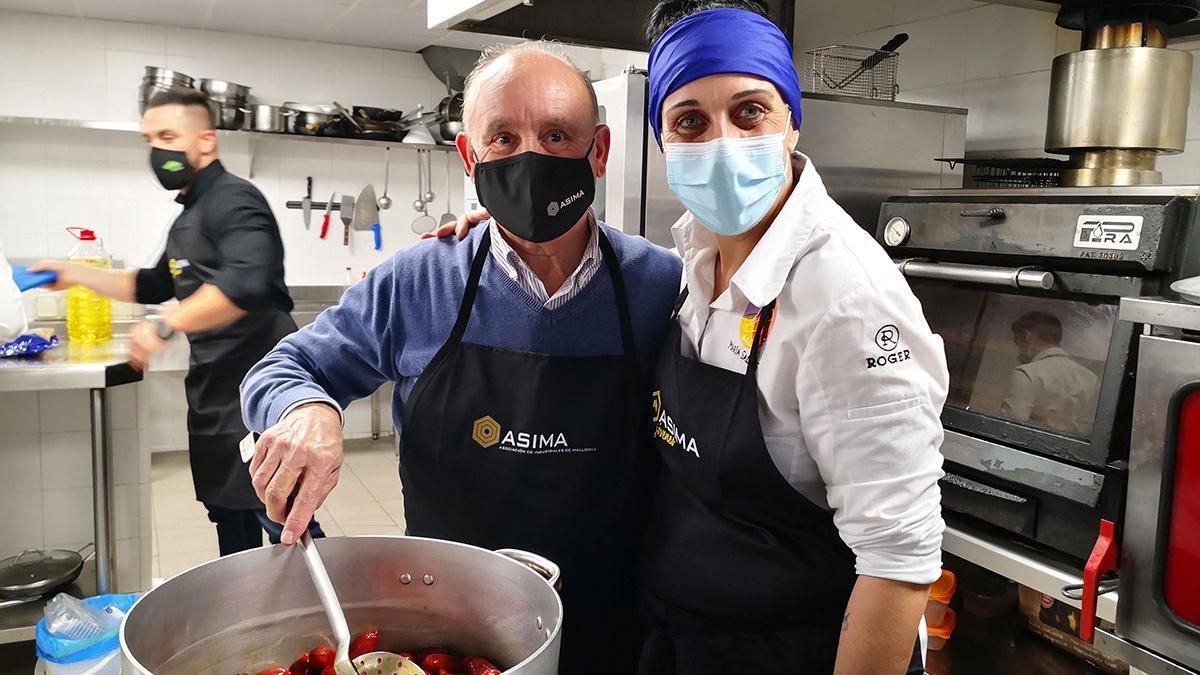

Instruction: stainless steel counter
[0,337,142,604]
[0,337,139,392]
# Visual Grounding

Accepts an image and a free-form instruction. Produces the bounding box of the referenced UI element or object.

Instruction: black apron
[637,291,924,675]
[166,204,296,509]
[400,228,652,673]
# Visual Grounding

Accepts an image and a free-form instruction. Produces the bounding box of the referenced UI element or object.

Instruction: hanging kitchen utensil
[297,533,422,675]
[439,153,457,227]
[301,177,313,230]
[320,192,337,239]
[355,185,381,251]
[413,151,428,213]
[0,545,92,600]
[378,147,393,210]
[422,150,436,204]
[340,194,355,247]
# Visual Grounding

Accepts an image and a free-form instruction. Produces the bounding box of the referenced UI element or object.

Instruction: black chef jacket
[134,159,296,508]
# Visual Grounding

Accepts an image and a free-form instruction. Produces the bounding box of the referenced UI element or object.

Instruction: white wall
[792,1,1200,182]
[0,9,465,284]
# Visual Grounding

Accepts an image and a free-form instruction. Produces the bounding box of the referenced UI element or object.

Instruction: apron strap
[596,228,638,362]
[448,227,494,343]
[671,288,690,319]
[746,300,776,373]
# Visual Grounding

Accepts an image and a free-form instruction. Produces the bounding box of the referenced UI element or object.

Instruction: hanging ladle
[378,147,393,210]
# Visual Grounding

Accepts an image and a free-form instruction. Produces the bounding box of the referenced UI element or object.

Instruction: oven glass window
[910,282,1117,438]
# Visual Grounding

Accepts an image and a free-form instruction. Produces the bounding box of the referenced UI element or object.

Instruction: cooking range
[878,0,1199,563]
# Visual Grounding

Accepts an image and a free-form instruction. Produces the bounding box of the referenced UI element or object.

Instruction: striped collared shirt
[488,214,602,310]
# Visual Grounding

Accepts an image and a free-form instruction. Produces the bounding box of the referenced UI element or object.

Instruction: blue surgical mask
[664,131,788,236]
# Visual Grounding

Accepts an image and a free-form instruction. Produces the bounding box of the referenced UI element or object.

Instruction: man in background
[1000,311,1100,435]
[35,89,321,555]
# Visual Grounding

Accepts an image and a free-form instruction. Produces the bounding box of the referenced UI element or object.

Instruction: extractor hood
[429,0,794,51]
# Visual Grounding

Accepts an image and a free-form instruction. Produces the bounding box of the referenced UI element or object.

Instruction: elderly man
[240,42,682,672]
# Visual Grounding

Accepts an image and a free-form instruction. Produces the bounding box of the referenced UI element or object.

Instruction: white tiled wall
[0,385,152,592]
[0,9,464,284]
[793,1,1200,182]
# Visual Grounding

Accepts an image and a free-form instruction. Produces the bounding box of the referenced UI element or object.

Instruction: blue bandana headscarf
[647,7,803,145]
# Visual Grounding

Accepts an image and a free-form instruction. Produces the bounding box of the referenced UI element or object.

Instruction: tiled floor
[151,437,405,581]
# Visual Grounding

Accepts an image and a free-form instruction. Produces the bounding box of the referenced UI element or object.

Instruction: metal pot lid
[0,549,83,597]
[283,102,337,114]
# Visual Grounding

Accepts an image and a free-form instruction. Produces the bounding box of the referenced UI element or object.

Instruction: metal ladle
[378,147,393,210]
[421,150,435,205]
[298,532,422,675]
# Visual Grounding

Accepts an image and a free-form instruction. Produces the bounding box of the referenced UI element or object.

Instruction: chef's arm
[30,262,138,302]
[164,283,246,334]
[835,577,929,675]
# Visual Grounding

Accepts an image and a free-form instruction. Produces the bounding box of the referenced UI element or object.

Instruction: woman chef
[636,2,951,674]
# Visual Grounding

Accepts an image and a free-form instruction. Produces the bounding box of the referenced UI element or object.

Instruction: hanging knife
[302,176,313,229]
[319,192,336,239]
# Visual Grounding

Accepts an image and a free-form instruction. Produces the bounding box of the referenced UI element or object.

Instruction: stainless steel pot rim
[142,66,192,81]
[119,535,564,675]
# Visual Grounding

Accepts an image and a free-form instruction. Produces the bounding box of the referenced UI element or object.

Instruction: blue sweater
[241,223,683,433]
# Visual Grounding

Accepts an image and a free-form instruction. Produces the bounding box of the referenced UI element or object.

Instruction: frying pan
[0,545,92,604]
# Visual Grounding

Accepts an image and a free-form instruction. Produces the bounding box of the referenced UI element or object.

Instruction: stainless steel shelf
[0,559,96,645]
[0,337,140,392]
[0,115,457,151]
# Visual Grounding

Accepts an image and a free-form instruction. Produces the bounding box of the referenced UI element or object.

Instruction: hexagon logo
[472,415,501,448]
[546,200,560,217]
[650,390,662,420]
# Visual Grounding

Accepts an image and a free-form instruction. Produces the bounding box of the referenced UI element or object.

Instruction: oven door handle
[895,259,1055,290]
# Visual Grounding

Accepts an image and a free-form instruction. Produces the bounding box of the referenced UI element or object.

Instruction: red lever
[319,213,330,239]
[1080,518,1118,642]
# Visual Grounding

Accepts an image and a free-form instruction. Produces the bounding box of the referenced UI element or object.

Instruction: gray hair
[461,40,599,133]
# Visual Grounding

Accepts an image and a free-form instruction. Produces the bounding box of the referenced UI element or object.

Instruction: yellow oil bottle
[65,227,112,345]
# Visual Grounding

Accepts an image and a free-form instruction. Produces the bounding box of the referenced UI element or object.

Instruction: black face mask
[472,141,596,243]
[150,147,193,191]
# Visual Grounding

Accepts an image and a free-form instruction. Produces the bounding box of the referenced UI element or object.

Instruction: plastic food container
[927,607,957,651]
[926,568,957,626]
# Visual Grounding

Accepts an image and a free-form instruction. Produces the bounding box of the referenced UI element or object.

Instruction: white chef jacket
[0,239,28,343]
[671,154,950,584]
[1000,347,1100,436]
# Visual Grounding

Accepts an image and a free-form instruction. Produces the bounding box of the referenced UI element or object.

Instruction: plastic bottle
[65,227,112,345]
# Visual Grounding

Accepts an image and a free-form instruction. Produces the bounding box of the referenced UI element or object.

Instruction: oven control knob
[883,216,911,246]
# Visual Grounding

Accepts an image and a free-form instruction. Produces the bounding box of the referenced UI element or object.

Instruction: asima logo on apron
[650,390,699,458]
[470,415,591,454]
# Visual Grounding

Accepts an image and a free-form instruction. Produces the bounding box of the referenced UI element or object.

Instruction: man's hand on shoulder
[250,402,344,544]
[421,208,490,241]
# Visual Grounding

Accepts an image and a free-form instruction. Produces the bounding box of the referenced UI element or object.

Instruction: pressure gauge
[883,216,911,247]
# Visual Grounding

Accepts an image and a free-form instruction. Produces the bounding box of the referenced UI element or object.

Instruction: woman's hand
[421,208,490,241]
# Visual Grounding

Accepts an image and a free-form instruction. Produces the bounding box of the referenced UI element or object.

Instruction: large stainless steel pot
[283,102,339,135]
[207,100,251,130]
[120,537,562,674]
[250,103,295,133]
[198,77,251,103]
[139,67,196,114]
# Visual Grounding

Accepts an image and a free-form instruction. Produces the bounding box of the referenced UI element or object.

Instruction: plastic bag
[44,593,122,641]
[35,594,139,664]
[0,333,59,358]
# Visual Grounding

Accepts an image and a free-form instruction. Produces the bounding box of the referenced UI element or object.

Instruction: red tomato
[255,667,289,675]
[348,629,379,660]
[465,655,503,675]
[422,653,452,671]
[287,652,310,675]
[320,668,336,675]
[309,645,335,669]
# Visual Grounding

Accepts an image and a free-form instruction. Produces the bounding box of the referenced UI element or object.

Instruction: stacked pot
[139,67,193,114]
[199,78,253,131]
